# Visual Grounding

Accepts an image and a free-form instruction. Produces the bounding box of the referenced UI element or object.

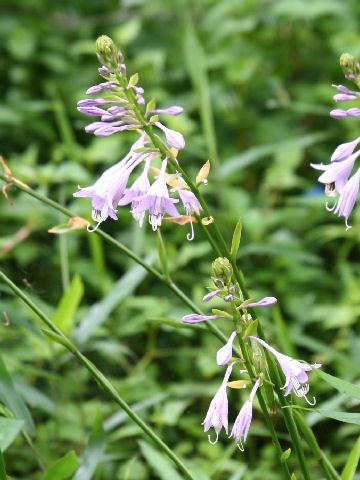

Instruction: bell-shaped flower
[330,136,360,162]
[202,362,234,443]
[73,133,146,231]
[132,158,180,231]
[229,378,261,450]
[217,330,237,366]
[311,151,360,195]
[333,167,360,230]
[154,122,185,150]
[249,336,321,405]
[118,156,151,227]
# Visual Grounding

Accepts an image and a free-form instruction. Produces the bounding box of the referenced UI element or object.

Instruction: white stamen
[187,215,195,241]
[208,433,218,445]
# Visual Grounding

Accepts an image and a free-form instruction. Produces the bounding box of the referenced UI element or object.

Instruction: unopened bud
[224,294,233,302]
[213,278,223,288]
[211,257,233,284]
[96,35,118,67]
[229,285,236,293]
[340,53,360,85]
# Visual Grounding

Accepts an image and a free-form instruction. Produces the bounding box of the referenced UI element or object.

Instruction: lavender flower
[239,296,277,309]
[330,137,360,162]
[229,378,261,451]
[249,336,321,405]
[118,156,151,227]
[311,151,360,229]
[151,106,184,116]
[132,158,180,231]
[216,330,237,366]
[73,133,146,231]
[178,187,202,240]
[154,122,185,150]
[182,313,224,324]
[202,289,221,302]
[202,362,234,443]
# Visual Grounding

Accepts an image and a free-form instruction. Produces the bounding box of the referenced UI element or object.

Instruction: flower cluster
[312,54,360,230]
[74,36,202,236]
[182,257,321,449]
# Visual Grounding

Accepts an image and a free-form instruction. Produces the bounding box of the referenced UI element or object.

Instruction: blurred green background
[1,0,360,478]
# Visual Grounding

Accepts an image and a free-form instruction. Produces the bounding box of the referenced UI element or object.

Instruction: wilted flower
[202,362,234,443]
[249,336,321,405]
[229,378,261,450]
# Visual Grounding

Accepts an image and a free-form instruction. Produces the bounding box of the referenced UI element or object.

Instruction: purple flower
[333,93,358,101]
[86,81,117,95]
[330,109,348,119]
[132,158,180,231]
[154,122,185,150]
[177,187,202,241]
[311,150,360,195]
[202,289,221,302]
[151,106,184,116]
[216,330,237,366]
[229,378,260,450]
[249,336,321,405]
[202,362,234,443]
[182,313,224,324]
[330,137,360,162]
[331,167,360,230]
[332,84,359,95]
[118,156,152,227]
[73,133,146,231]
[239,296,277,308]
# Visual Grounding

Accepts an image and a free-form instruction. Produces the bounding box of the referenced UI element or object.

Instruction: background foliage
[1,0,360,478]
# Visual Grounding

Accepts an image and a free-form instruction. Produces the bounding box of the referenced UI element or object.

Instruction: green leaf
[230,218,242,260]
[0,451,7,480]
[315,370,360,401]
[145,97,156,117]
[244,319,258,337]
[0,418,24,451]
[139,440,183,480]
[52,274,84,335]
[0,354,35,435]
[43,451,78,480]
[128,72,139,87]
[73,410,106,480]
[341,435,360,480]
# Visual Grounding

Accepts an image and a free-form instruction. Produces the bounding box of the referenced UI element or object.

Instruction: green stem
[0,270,196,480]
[230,303,292,480]
[293,411,340,480]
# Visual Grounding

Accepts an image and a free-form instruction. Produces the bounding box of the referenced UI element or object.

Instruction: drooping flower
[177,187,202,241]
[118,156,152,227]
[182,313,224,324]
[249,336,321,405]
[311,151,360,194]
[73,133,146,231]
[331,167,360,230]
[216,330,237,366]
[132,158,180,231]
[202,362,234,443]
[229,377,261,450]
[154,122,185,150]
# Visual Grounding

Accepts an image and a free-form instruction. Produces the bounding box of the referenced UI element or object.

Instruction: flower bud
[213,278,223,288]
[340,53,360,84]
[211,257,233,284]
[96,35,118,67]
